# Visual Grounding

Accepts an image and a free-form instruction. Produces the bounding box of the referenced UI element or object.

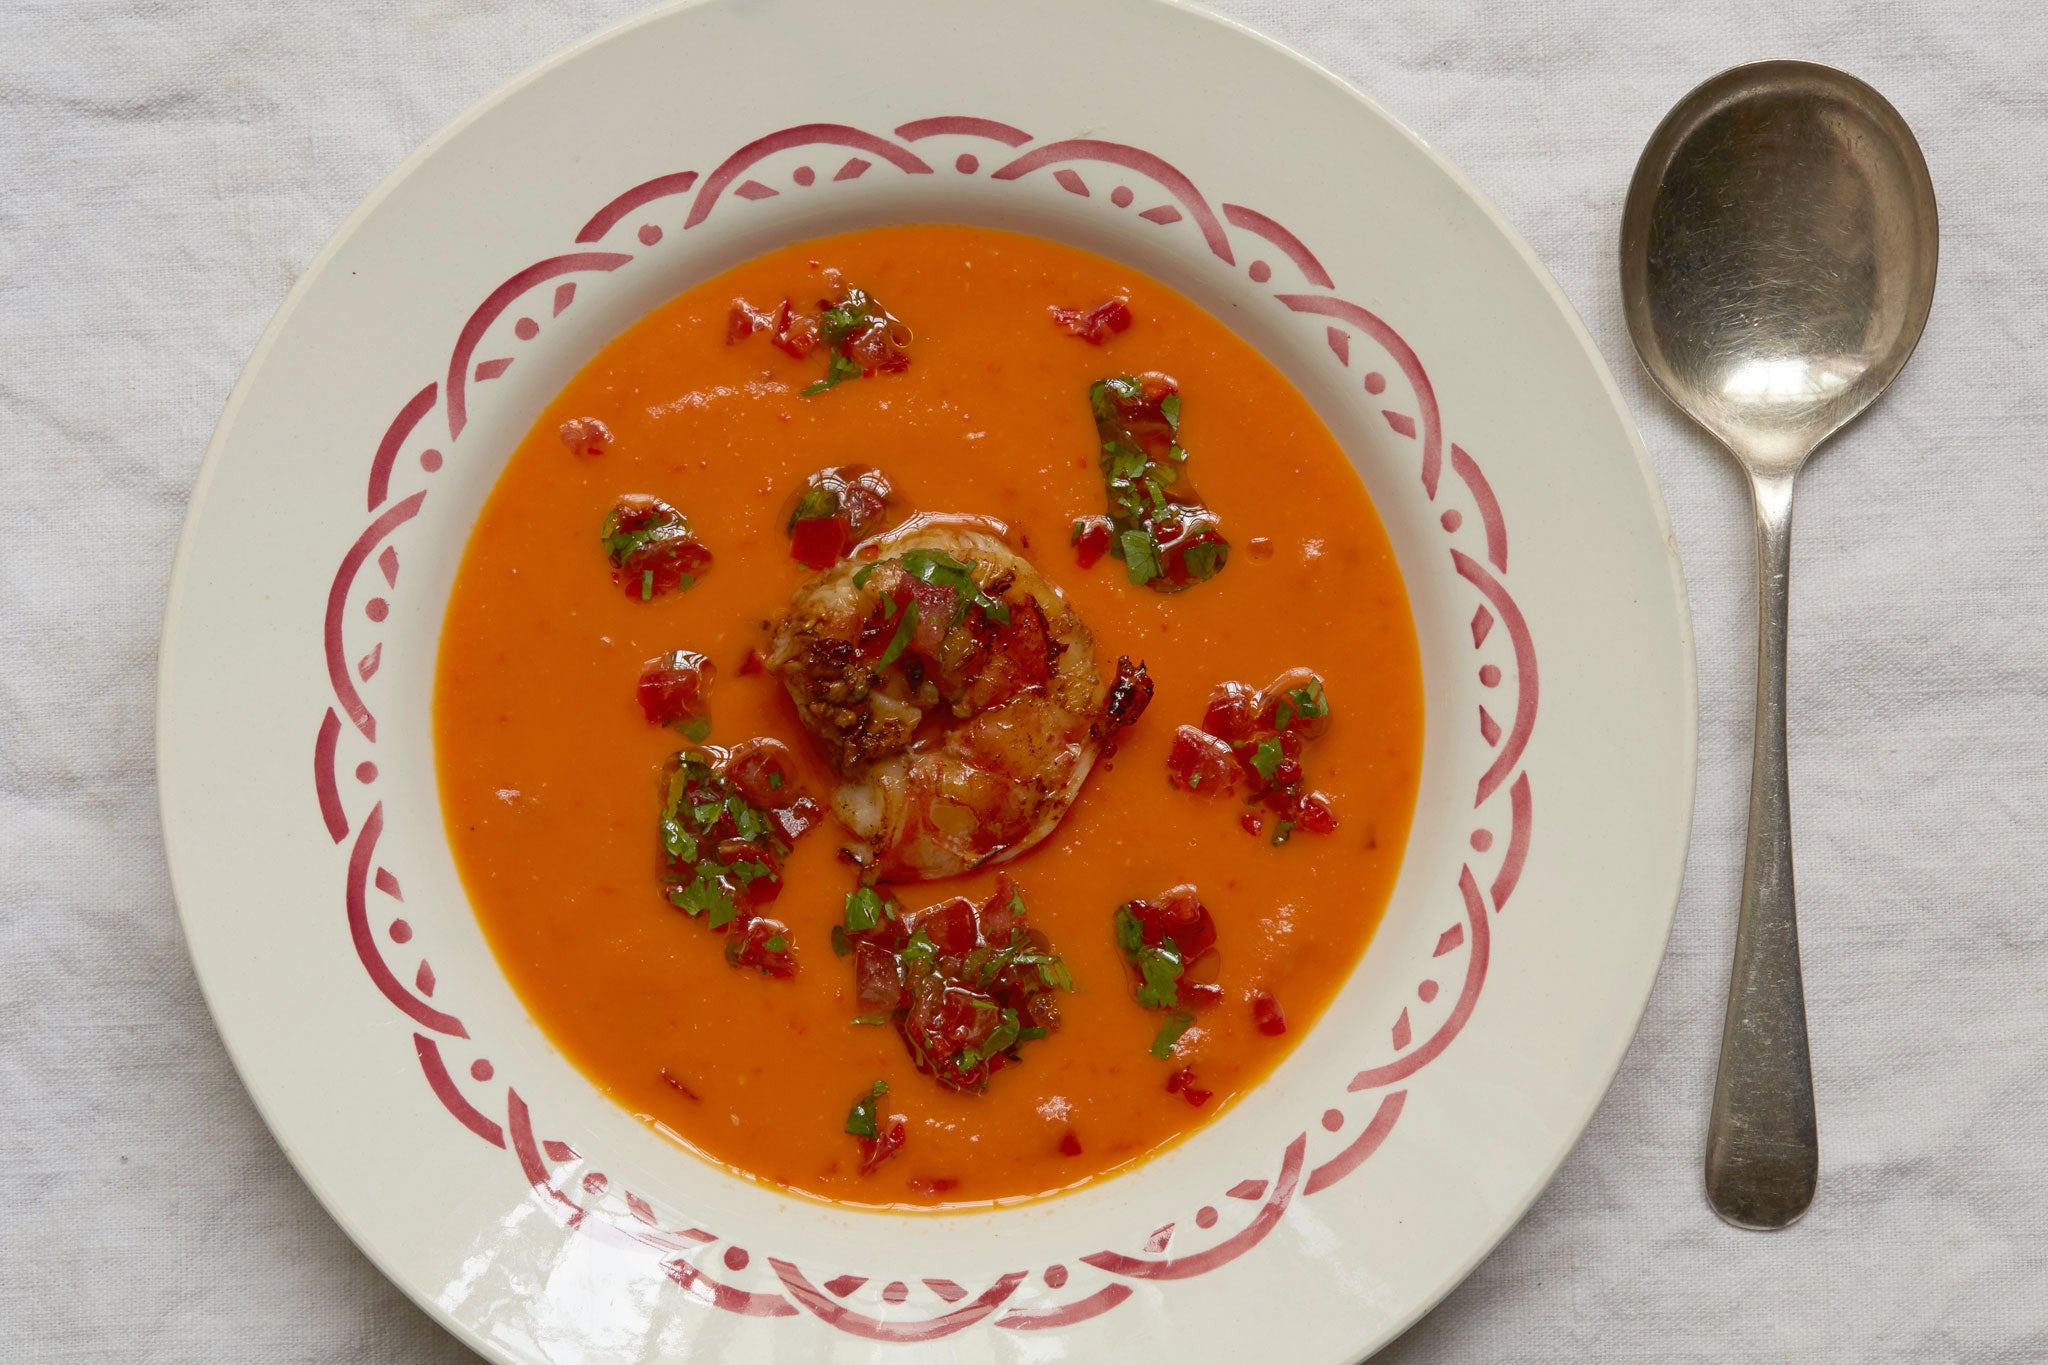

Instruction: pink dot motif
[389,919,412,944]
[793,166,816,186]
[954,153,978,174]
[637,223,663,246]
[1248,259,1272,283]
[1111,185,1134,208]
[1480,664,1502,687]
[1364,371,1387,395]
[1322,1108,1345,1132]
[419,448,443,472]
[365,598,389,623]
[354,762,377,784]
[1471,829,1494,852]
[1441,510,1463,532]
[513,317,538,340]
[724,1246,750,1271]
[470,1059,494,1082]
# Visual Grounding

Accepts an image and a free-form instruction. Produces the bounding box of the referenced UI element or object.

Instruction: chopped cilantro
[787,485,839,531]
[1180,539,1228,583]
[725,795,770,842]
[678,715,712,742]
[802,350,864,396]
[1150,1009,1196,1059]
[1250,738,1285,783]
[875,599,919,668]
[765,934,788,954]
[669,875,739,928]
[659,814,696,863]
[1159,394,1181,430]
[1271,820,1296,846]
[845,1079,888,1138]
[1120,530,1161,585]
[898,548,1012,626]
[843,887,885,933]
[767,770,784,790]
[640,569,654,601]
[831,925,852,958]
[899,928,937,972]
[1036,958,1075,992]
[962,1010,1019,1072]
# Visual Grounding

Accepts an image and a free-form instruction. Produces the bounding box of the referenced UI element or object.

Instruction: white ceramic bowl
[158,1,1695,1359]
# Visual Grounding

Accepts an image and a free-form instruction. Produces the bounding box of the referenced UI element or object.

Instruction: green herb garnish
[845,1079,888,1138]
[1150,1009,1196,1060]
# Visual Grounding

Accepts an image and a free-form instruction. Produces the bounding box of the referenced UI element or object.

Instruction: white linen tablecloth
[4,1,2044,1359]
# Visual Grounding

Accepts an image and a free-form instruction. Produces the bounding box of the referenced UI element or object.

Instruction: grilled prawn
[765,522,1149,881]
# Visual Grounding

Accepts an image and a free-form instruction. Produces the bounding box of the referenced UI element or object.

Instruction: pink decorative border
[313,117,1538,1340]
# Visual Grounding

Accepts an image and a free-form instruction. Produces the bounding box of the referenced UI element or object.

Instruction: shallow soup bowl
[157,1,1695,1359]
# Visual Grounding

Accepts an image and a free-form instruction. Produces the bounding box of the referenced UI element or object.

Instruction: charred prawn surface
[766,524,1149,881]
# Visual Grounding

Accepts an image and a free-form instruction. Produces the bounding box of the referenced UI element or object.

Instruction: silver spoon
[1620,61,1937,1230]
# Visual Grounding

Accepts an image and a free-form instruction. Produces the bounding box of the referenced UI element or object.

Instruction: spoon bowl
[1622,61,1938,472]
[1619,61,1937,1230]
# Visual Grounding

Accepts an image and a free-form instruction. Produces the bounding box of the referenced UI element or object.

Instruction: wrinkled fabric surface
[3,1,2043,1360]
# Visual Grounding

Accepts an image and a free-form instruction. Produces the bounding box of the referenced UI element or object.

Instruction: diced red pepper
[772,298,819,358]
[1201,683,1261,742]
[1071,515,1112,569]
[1251,990,1287,1037]
[1166,726,1237,795]
[859,1119,906,1174]
[1296,791,1339,835]
[558,416,612,458]
[1050,298,1133,344]
[854,939,907,1017]
[912,897,979,956]
[1184,981,1225,1010]
[1239,810,1265,837]
[788,514,850,569]
[724,915,796,978]
[1164,1067,1212,1107]
[636,650,713,729]
[723,737,802,808]
[1058,1131,1083,1157]
[659,1068,700,1101]
[1127,889,1218,962]
[737,648,765,676]
[726,298,775,344]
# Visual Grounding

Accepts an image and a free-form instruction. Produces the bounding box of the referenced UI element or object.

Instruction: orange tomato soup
[435,225,1422,1208]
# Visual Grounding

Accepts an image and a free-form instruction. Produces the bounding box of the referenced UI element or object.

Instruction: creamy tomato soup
[435,225,1423,1208]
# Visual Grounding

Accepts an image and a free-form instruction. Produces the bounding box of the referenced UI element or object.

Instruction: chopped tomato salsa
[1114,887,1221,1060]
[785,464,895,570]
[1069,514,1112,569]
[1050,297,1132,344]
[558,416,612,458]
[835,877,1073,1093]
[657,740,820,976]
[1251,990,1288,1037]
[601,495,712,601]
[1176,668,1339,844]
[637,650,714,735]
[1085,373,1229,592]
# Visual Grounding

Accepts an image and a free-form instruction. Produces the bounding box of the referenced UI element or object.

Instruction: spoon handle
[1705,470,1818,1229]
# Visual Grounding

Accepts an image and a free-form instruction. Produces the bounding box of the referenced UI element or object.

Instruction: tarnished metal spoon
[1620,61,1937,1230]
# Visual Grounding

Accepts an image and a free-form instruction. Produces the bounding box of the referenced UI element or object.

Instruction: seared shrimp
[766,521,1149,881]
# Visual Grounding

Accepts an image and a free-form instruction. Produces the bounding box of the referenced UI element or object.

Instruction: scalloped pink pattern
[312,117,1540,1338]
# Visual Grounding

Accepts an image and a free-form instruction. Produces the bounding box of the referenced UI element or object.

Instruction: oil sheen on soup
[435,225,1424,1209]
